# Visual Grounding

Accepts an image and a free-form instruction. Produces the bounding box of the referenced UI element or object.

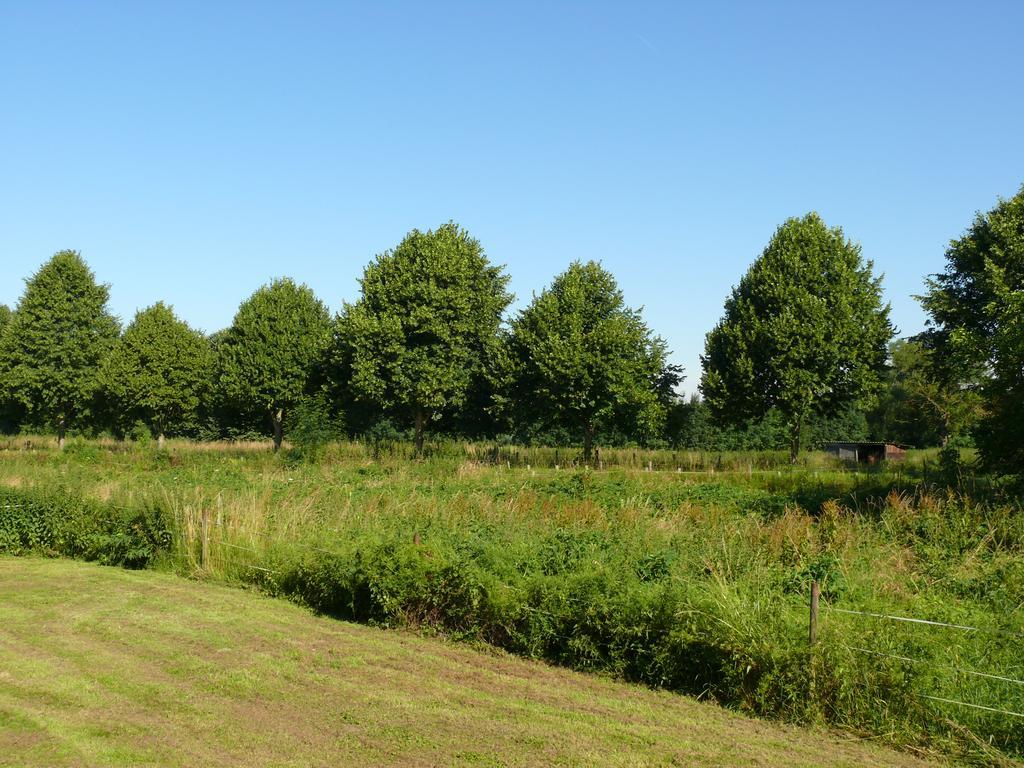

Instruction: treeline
[1,185,1020,468]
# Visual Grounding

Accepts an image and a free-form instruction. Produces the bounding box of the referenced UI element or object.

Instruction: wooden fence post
[201,507,211,571]
[809,580,820,646]
[808,579,820,709]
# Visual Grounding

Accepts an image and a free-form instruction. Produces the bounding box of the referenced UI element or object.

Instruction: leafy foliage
[217,279,331,450]
[701,214,893,460]
[0,487,170,568]
[667,397,869,452]
[867,339,983,448]
[100,302,212,441]
[503,261,676,461]
[332,222,512,452]
[0,251,119,442]
[285,392,345,462]
[0,304,18,433]
[920,185,1024,473]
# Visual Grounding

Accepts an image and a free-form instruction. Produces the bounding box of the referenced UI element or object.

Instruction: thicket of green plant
[0,486,169,567]
[0,441,1020,764]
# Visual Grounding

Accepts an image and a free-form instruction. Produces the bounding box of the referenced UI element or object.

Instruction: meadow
[1,437,1021,765]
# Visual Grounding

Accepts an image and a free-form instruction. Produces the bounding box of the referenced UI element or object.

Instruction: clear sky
[2,2,1022,394]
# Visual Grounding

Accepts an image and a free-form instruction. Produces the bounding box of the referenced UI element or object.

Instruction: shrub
[0,488,170,568]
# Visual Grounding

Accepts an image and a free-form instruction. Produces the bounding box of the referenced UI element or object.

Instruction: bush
[128,420,153,444]
[0,488,170,568]
[286,393,344,463]
[253,527,809,716]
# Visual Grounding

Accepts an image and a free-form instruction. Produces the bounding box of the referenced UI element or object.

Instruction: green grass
[0,557,942,768]
[0,439,1020,764]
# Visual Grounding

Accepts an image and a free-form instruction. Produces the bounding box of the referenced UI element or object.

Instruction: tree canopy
[503,260,675,462]
[700,213,893,461]
[0,251,119,445]
[101,302,212,445]
[217,278,331,451]
[920,185,1024,471]
[332,222,512,453]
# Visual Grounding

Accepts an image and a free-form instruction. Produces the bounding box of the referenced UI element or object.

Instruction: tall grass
[2,432,955,472]
[0,438,1019,764]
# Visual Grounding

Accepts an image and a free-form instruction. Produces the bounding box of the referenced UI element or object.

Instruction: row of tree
[0,225,674,458]
[0,185,1019,471]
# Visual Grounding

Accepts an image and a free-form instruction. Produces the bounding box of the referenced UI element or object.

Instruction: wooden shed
[822,441,907,464]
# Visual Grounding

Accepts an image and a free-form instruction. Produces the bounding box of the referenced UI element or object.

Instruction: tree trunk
[789,414,803,464]
[414,409,426,456]
[57,414,66,450]
[271,408,284,452]
[583,421,595,466]
[940,413,951,448]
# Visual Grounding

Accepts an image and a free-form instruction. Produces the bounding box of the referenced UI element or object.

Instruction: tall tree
[217,279,331,451]
[332,222,511,454]
[920,185,1024,471]
[0,251,119,446]
[701,214,892,462]
[100,302,212,447]
[0,305,11,335]
[503,261,674,463]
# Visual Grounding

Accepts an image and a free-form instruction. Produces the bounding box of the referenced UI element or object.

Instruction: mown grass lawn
[0,557,941,768]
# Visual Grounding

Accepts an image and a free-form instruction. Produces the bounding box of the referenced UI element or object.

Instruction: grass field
[0,557,943,768]
[0,439,1021,764]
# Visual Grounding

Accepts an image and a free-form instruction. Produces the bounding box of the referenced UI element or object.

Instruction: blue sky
[2,2,1022,394]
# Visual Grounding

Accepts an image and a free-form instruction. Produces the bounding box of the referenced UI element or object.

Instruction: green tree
[197,328,267,440]
[0,304,17,433]
[100,302,212,447]
[503,261,673,463]
[920,185,1024,471]
[867,339,983,448]
[701,214,892,462]
[217,279,331,451]
[0,251,119,446]
[332,222,511,454]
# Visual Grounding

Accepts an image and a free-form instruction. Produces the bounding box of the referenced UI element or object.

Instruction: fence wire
[916,694,1024,719]
[824,605,1023,639]
[840,643,1024,687]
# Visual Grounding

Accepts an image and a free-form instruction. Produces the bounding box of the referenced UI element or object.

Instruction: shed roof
[822,441,910,449]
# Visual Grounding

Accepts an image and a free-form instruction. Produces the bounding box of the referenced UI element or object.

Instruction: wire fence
[826,606,1024,639]
[818,594,1024,721]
